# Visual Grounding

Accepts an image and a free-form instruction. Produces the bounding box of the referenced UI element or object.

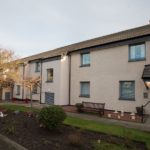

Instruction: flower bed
[0,111,147,150]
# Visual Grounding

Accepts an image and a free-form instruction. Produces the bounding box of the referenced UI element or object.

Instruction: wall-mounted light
[61,52,67,62]
[145,81,150,89]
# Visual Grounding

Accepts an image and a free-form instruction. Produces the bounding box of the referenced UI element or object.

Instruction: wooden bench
[81,101,105,116]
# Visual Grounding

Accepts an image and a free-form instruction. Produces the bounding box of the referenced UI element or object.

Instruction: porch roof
[142,65,150,81]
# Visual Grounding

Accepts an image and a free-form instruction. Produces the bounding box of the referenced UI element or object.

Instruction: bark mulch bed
[0,111,147,150]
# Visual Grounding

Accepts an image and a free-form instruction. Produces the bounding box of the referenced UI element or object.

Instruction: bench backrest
[82,101,105,109]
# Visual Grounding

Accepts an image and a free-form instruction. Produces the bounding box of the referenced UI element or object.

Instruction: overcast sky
[0,0,150,58]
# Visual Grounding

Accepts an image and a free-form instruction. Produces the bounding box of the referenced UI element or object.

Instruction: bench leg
[99,109,104,116]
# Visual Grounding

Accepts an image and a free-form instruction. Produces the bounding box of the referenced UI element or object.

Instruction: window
[47,68,53,82]
[81,53,90,66]
[80,82,90,97]
[16,85,20,95]
[32,85,37,94]
[45,92,54,104]
[35,62,40,72]
[119,81,135,100]
[129,43,145,61]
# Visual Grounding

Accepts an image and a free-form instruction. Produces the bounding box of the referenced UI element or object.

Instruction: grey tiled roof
[21,24,150,62]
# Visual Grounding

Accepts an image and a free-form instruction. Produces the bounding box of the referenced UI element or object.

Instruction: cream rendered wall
[59,56,69,105]
[13,62,41,101]
[13,65,23,99]
[70,41,150,114]
[23,63,30,99]
[41,60,61,104]
[27,62,41,101]
[145,41,150,113]
[41,57,69,105]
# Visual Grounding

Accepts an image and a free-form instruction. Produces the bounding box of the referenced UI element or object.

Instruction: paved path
[0,138,16,150]
[0,134,27,150]
[67,112,150,132]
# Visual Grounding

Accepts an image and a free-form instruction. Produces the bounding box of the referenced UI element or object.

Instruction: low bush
[38,105,66,130]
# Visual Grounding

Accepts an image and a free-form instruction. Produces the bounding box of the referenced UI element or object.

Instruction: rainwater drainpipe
[68,53,71,105]
[40,59,43,104]
[22,63,25,101]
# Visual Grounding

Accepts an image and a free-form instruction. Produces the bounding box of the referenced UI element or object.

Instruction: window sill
[79,95,90,98]
[128,58,146,62]
[119,98,135,101]
[35,70,40,72]
[80,64,90,67]
[46,81,53,83]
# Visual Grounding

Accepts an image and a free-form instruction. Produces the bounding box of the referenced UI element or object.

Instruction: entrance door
[45,92,54,105]
[5,92,11,101]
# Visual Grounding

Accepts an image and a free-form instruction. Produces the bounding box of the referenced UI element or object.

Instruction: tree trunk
[30,86,33,108]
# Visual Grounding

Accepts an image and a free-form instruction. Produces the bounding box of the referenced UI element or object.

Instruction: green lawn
[0,104,150,149]
[64,116,150,149]
[0,104,39,113]
[92,141,128,150]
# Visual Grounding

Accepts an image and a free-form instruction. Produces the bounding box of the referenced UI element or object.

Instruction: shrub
[75,103,83,113]
[39,105,66,130]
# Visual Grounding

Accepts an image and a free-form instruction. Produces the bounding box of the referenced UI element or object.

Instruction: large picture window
[129,43,145,61]
[119,81,135,100]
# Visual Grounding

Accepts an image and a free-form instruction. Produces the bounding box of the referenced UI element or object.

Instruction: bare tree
[22,76,41,108]
[0,48,19,101]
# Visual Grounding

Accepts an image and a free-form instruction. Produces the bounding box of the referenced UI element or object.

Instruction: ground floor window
[80,82,90,97]
[5,92,11,100]
[45,92,54,104]
[16,85,20,95]
[119,81,135,100]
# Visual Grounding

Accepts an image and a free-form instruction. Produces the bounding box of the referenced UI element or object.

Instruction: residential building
[1,24,150,114]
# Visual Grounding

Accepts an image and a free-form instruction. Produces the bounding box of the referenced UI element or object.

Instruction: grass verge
[64,116,150,149]
[0,104,39,113]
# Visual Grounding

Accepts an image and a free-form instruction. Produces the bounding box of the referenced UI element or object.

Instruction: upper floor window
[80,81,90,97]
[119,81,135,100]
[35,62,40,72]
[16,85,20,95]
[81,53,90,66]
[47,68,53,82]
[129,43,145,61]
